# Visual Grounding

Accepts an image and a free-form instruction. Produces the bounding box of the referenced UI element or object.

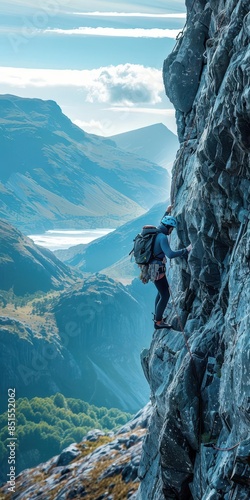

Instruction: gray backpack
[129,226,159,265]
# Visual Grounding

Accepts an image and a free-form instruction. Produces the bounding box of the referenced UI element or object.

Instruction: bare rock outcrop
[0,406,151,499]
[138,1,250,498]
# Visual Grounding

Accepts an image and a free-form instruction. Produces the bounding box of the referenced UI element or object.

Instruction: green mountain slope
[0,221,154,412]
[0,219,77,295]
[0,95,170,232]
[0,275,152,412]
[0,394,132,483]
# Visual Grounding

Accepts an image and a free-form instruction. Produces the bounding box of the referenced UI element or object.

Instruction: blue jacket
[152,223,187,261]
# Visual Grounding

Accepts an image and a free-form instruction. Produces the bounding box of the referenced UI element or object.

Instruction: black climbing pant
[154,275,170,322]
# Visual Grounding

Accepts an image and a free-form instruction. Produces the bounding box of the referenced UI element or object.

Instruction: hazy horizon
[28,228,115,251]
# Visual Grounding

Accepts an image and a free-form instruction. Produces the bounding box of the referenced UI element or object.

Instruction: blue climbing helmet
[161,215,177,228]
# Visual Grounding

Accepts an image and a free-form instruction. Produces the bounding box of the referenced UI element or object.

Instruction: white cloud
[0,64,164,105]
[71,11,186,18]
[44,26,181,39]
[0,66,98,88]
[71,0,186,17]
[108,107,175,116]
[0,0,186,15]
[73,119,111,135]
[86,64,163,105]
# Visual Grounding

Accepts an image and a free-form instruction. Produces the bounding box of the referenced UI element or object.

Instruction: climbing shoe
[152,314,168,323]
[154,321,172,330]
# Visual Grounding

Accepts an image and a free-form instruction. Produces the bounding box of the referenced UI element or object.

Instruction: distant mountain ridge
[0,276,152,412]
[0,220,153,412]
[0,95,170,233]
[110,123,179,172]
[0,219,77,295]
[54,201,168,275]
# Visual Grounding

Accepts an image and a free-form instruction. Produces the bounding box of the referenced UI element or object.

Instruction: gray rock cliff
[138,0,250,499]
[1,1,250,498]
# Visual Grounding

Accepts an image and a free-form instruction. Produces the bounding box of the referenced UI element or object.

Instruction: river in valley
[28,228,114,251]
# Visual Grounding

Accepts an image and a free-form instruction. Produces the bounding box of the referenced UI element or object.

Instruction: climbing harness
[139,262,166,284]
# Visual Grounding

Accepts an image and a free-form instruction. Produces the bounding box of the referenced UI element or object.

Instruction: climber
[152,206,192,330]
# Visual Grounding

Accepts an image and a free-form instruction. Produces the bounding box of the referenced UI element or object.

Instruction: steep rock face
[138,1,250,499]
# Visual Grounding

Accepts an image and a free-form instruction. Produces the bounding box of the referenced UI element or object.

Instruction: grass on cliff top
[0,289,61,340]
[49,452,139,500]
[10,431,141,500]
[47,429,142,500]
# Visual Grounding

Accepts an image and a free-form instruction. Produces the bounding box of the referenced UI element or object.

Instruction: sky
[0,0,186,136]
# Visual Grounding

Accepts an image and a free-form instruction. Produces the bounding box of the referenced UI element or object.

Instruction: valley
[0,92,176,494]
[0,95,172,234]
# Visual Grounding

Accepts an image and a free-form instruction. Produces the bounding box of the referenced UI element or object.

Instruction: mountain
[110,123,179,172]
[0,95,169,233]
[54,201,168,275]
[0,276,152,412]
[52,275,153,411]
[0,219,77,295]
[0,219,156,411]
[0,261,154,413]
[100,255,137,284]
